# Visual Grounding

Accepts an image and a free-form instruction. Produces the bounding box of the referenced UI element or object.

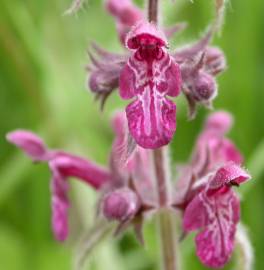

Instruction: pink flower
[173,111,251,268]
[7,131,111,241]
[119,22,182,149]
[183,185,240,268]
[183,163,250,268]
[87,24,226,149]
[6,112,154,241]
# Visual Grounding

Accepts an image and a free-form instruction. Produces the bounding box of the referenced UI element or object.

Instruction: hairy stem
[148,1,177,268]
[159,209,178,270]
[153,148,168,206]
[153,148,178,270]
[148,0,159,23]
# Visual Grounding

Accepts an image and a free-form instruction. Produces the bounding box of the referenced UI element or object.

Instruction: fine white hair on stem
[64,0,85,15]
[235,224,254,270]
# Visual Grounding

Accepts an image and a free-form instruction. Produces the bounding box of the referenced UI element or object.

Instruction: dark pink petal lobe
[163,59,182,97]
[126,93,176,149]
[184,190,240,268]
[119,63,137,99]
[183,190,207,231]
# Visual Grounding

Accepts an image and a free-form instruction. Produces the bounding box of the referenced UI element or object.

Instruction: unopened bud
[102,188,140,222]
[192,71,217,102]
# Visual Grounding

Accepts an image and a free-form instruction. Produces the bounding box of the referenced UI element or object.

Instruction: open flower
[7,131,111,241]
[174,111,251,268]
[87,21,226,148]
[6,112,154,241]
[183,163,250,268]
[119,21,182,149]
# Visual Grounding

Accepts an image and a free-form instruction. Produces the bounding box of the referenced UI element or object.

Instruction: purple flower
[173,111,251,268]
[119,21,182,149]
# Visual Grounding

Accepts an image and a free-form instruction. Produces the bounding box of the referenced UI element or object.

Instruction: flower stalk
[148,0,159,23]
[153,148,169,207]
[158,209,178,270]
[148,0,178,268]
[154,147,178,270]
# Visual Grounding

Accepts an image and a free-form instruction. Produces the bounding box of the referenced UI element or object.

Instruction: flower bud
[102,188,140,222]
[192,71,217,102]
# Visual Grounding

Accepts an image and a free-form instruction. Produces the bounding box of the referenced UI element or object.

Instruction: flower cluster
[7,112,155,242]
[88,1,226,149]
[6,0,252,269]
[7,111,250,268]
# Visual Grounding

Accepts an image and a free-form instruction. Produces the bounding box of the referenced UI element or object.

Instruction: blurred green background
[0,0,264,269]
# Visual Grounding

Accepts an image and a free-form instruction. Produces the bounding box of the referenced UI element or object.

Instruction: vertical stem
[153,148,168,206]
[148,0,159,23]
[147,1,178,268]
[159,209,178,270]
[153,149,178,270]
